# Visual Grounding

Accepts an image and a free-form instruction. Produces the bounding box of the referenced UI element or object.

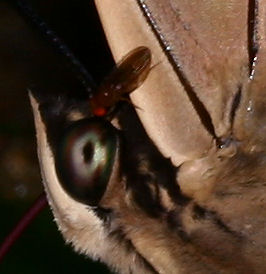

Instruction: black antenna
[16,0,95,92]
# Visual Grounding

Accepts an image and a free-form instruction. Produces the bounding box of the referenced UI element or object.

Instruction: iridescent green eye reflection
[56,118,119,206]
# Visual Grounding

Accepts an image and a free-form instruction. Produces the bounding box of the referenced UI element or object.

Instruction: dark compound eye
[55,118,119,206]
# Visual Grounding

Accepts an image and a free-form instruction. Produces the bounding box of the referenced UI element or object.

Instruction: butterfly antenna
[16,0,95,92]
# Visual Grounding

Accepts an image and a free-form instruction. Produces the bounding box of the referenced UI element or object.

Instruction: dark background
[0,0,114,273]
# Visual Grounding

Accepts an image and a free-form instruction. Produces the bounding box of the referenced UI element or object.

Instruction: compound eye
[56,118,119,206]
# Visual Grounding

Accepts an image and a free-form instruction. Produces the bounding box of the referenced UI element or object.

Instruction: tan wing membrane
[140,0,249,137]
[234,1,266,152]
[95,0,214,166]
